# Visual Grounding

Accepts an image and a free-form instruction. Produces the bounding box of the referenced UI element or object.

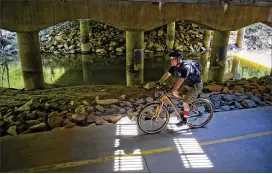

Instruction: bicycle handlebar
[156,85,182,99]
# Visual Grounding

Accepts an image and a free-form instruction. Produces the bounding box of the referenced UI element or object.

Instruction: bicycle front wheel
[137,103,170,134]
[186,98,214,128]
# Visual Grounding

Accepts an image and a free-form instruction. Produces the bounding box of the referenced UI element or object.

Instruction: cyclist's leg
[183,82,203,118]
[173,86,188,124]
[178,85,188,99]
[174,85,187,120]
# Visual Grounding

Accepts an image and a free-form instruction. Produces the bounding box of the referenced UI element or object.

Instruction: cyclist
[157,50,203,126]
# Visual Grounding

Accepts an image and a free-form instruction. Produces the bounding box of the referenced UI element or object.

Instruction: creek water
[0,52,270,89]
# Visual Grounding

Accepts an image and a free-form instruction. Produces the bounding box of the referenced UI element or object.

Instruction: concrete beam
[262,22,272,28]
[1,0,271,32]
[127,0,272,7]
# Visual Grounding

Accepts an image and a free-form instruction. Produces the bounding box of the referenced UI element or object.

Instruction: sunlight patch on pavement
[173,138,213,168]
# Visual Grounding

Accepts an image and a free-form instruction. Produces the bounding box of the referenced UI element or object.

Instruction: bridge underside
[1,0,271,32]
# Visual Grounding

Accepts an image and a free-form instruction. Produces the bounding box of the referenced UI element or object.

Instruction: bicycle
[137,85,214,134]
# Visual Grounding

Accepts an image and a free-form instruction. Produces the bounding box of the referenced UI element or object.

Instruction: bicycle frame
[158,95,181,117]
[155,90,201,119]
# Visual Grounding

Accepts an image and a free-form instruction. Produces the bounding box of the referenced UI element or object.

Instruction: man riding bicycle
[157,50,203,126]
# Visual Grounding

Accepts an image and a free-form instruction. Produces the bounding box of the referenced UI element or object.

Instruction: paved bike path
[1,106,272,172]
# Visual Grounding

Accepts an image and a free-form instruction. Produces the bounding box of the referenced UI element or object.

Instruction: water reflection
[0,52,270,89]
[81,54,126,85]
[82,54,93,84]
[0,54,166,89]
[0,59,24,88]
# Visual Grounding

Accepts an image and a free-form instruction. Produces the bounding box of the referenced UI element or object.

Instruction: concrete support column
[126,31,144,87]
[200,30,211,82]
[17,32,45,90]
[208,31,230,82]
[80,20,91,54]
[166,22,175,50]
[236,28,245,48]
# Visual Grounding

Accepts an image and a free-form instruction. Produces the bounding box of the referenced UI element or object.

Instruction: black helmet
[169,50,183,59]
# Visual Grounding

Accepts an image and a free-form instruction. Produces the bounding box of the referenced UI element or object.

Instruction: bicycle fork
[153,102,164,121]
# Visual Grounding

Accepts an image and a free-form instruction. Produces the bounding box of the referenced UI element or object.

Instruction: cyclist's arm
[172,77,185,92]
[159,72,171,83]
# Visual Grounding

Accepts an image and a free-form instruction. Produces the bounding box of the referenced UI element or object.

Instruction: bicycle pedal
[175,120,186,127]
[177,116,183,121]
[144,117,152,120]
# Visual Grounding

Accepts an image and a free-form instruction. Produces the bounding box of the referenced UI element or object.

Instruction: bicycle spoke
[137,103,169,134]
[186,99,214,128]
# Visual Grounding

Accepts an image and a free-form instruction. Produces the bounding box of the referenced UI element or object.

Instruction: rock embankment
[39,21,206,56]
[1,21,271,58]
[1,75,271,137]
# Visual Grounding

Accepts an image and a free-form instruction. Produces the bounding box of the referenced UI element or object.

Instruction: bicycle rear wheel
[137,103,170,134]
[186,98,214,128]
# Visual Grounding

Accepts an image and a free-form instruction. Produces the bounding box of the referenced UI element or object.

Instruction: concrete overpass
[1,0,272,32]
[0,0,271,90]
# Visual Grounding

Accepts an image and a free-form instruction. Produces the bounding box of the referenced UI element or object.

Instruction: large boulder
[28,123,47,132]
[258,86,269,93]
[7,125,17,136]
[250,96,264,105]
[144,82,156,89]
[95,96,119,105]
[73,105,88,122]
[95,105,104,112]
[17,99,42,111]
[109,115,122,123]
[63,119,76,128]
[233,85,245,93]
[221,105,231,111]
[247,77,258,83]
[235,101,244,109]
[205,84,223,92]
[236,95,249,102]
[101,115,122,123]
[87,115,109,125]
[241,100,257,108]
[222,94,237,102]
[47,111,64,129]
[235,79,249,85]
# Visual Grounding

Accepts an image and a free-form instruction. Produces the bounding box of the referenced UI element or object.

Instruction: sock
[183,111,189,118]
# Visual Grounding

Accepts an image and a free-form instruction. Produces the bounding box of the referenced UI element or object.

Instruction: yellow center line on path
[199,131,272,146]
[10,131,272,173]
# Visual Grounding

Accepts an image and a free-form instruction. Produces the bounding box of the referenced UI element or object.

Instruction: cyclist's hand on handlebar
[156,81,161,88]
